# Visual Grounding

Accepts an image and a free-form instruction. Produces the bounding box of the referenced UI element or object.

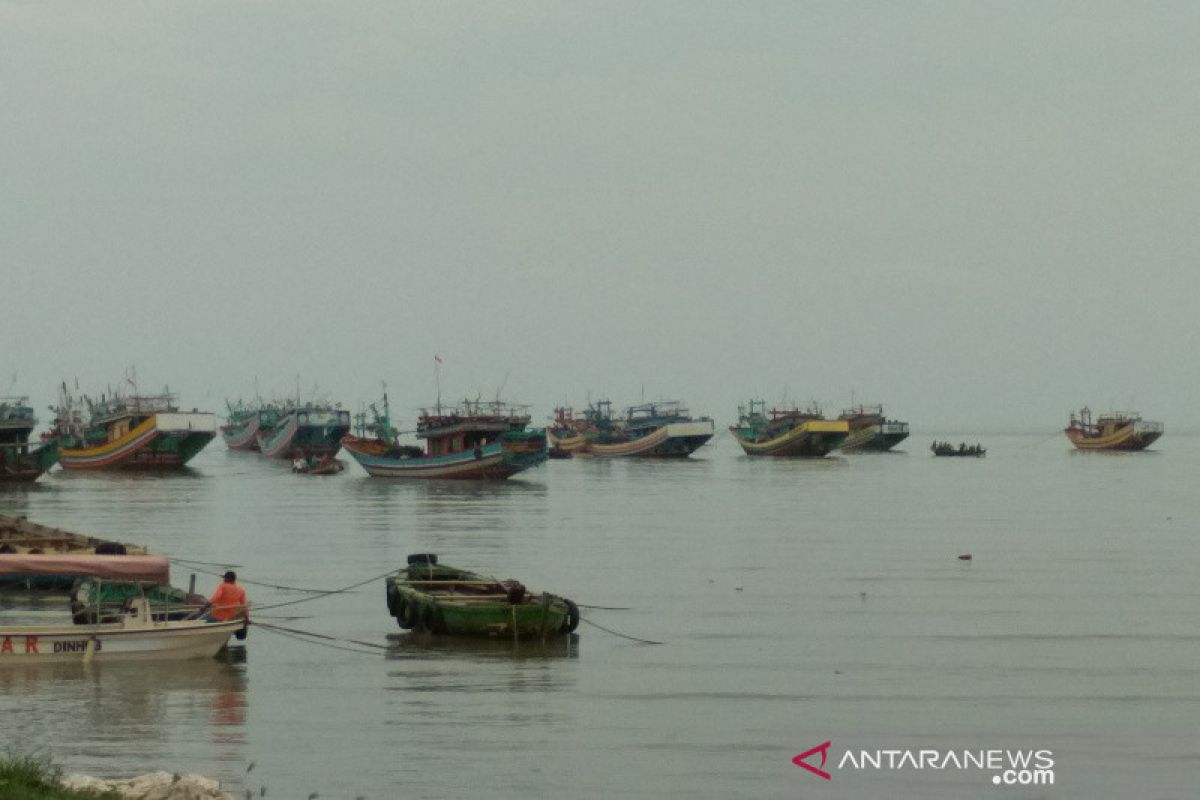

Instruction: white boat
[0,597,243,664]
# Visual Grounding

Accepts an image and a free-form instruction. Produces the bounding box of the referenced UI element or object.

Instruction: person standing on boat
[207,570,249,623]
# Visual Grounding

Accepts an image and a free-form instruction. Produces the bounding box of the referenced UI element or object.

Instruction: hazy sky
[3,2,1197,433]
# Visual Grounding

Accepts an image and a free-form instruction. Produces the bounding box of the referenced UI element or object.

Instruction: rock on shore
[62,771,231,800]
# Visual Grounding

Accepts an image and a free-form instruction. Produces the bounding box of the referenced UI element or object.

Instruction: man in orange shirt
[207,570,249,623]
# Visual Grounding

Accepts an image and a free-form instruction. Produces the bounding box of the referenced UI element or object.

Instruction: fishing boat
[49,383,216,470]
[930,441,986,457]
[255,403,351,460]
[546,406,592,457]
[0,596,243,664]
[837,404,910,452]
[729,400,849,457]
[0,513,165,590]
[581,400,714,458]
[0,396,58,483]
[386,554,579,637]
[342,395,547,480]
[220,400,283,451]
[1064,407,1163,451]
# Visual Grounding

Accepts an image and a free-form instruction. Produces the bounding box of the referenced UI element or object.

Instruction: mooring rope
[250,569,400,612]
[252,620,390,651]
[253,622,384,656]
[579,616,663,645]
[171,560,338,594]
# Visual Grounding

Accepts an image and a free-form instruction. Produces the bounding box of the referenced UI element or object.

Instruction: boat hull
[840,423,910,452]
[256,410,350,459]
[386,566,574,638]
[546,431,589,453]
[586,421,715,458]
[0,619,241,664]
[220,416,260,450]
[0,442,59,483]
[58,414,215,470]
[1065,426,1162,451]
[343,438,546,480]
[731,420,849,457]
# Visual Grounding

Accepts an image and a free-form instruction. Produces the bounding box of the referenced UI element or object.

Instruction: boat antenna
[434,356,442,415]
[495,369,511,405]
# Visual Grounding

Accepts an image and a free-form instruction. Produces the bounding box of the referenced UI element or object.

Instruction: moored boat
[582,400,714,458]
[837,404,910,452]
[729,400,849,457]
[1064,407,1162,451]
[342,395,547,480]
[49,384,216,470]
[220,400,283,451]
[386,554,578,637]
[930,440,986,457]
[546,406,592,457]
[0,396,58,483]
[255,403,351,459]
[0,596,242,664]
[0,513,164,590]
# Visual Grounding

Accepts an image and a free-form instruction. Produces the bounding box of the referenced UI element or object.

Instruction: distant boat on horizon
[837,404,910,452]
[729,400,848,457]
[578,399,714,458]
[1064,407,1162,451]
[0,395,58,482]
[341,394,547,479]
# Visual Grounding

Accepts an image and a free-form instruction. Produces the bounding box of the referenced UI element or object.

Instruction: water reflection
[0,651,248,764]
[385,632,579,662]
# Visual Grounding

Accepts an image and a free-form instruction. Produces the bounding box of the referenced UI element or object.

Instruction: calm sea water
[1,433,1196,799]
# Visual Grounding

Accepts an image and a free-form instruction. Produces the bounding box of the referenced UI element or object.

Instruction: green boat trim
[385,555,579,638]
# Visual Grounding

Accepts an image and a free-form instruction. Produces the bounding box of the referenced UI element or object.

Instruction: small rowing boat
[386,554,579,638]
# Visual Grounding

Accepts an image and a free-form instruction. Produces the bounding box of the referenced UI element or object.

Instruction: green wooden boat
[386,554,579,638]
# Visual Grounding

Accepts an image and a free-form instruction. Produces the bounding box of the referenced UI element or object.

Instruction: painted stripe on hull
[256,416,299,458]
[731,424,849,457]
[1066,427,1162,451]
[221,417,260,450]
[547,431,589,452]
[585,422,714,458]
[59,417,214,470]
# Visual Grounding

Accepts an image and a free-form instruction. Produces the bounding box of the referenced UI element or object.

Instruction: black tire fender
[560,597,580,634]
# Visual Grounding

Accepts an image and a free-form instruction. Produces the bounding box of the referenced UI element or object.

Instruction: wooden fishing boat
[342,394,547,480]
[0,513,164,590]
[49,383,216,470]
[930,440,986,457]
[1065,407,1162,451]
[255,404,350,459]
[837,404,910,452]
[582,400,714,458]
[730,400,849,457]
[0,396,58,483]
[386,554,578,638]
[0,596,242,664]
[220,400,283,451]
[546,406,592,457]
